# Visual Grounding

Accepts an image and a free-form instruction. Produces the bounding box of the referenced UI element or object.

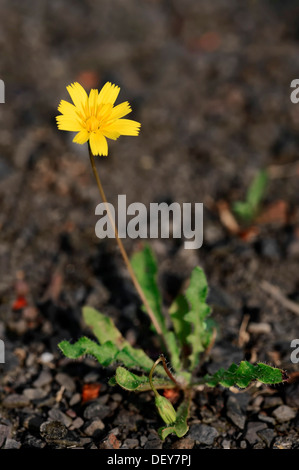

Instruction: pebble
[122,438,139,449]
[0,424,10,447]
[48,409,73,427]
[40,420,68,442]
[222,439,231,449]
[33,370,52,388]
[263,396,283,409]
[23,388,48,400]
[99,433,120,449]
[189,424,219,446]
[55,373,76,393]
[257,413,275,425]
[40,352,54,364]
[140,435,147,447]
[144,433,163,450]
[272,405,296,423]
[2,394,30,408]
[244,422,267,445]
[69,393,81,407]
[226,396,246,429]
[69,417,84,430]
[257,428,275,448]
[171,438,194,449]
[84,419,105,437]
[4,438,21,449]
[83,401,111,420]
[111,393,123,403]
[24,435,46,448]
[285,383,299,408]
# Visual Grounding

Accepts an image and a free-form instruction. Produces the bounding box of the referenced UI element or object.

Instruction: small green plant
[233,169,268,222]
[56,83,284,441]
[59,245,285,440]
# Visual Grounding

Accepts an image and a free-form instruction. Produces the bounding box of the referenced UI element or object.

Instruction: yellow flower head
[56,82,141,156]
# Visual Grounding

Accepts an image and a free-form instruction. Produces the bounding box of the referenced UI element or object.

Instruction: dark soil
[0,0,298,449]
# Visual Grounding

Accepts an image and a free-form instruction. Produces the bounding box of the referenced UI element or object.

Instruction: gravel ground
[0,0,298,449]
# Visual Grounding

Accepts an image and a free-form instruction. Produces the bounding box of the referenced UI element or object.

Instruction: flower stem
[149,355,180,395]
[88,145,164,338]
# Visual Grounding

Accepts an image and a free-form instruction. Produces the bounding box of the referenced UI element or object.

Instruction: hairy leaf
[82,306,156,373]
[168,294,190,347]
[130,245,166,335]
[184,267,213,370]
[113,366,175,392]
[158,394,190,440]
[200,361,284,388]
[58,337,119,367]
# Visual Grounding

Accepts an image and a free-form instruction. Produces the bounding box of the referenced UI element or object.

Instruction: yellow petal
[98,82,120,105]
[67,82,88,113]
[109,101,132,120]
[106,118,141,136]
[56,115,83,132]
[73,129,90,145]
[88,89,99,115]
[101,128,120,140]
[90,132,108,156]
[58,99,78,118]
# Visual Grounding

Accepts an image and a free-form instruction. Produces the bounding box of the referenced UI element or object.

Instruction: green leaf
[200,361,284,388]
[158,394,190,440]
[131,245,166,335]
[164,332,181,372]
[82,306,157,373]
[168,294,190,347]
[246,169,268,209]
[233,169,268,222]
[83,306,123,346]
[114,366,174,392]
[184,267,213,370]
[58,337,119,367]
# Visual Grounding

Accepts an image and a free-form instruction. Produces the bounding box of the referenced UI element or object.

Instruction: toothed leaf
[114,366,174,392]
[200,361,284,388]
[131,245,166,335]
[184,267,213,370]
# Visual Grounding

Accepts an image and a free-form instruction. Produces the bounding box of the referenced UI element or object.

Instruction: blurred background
[0,0,298,449]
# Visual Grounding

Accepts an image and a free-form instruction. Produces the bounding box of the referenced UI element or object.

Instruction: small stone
[40,420,68,442]
[84,419,105,437]
[240,440,247,449]
[99,433,120,449]
[257,428,275,447]
[2,394,30,409]
[144,433,163,450]
[171,438,194,449]
[69,417,84,430]
[23,434,46,448]
[272,405,296,423]
[33,370,52,388]
[257,413,276,425]
[273,436,293,449]
[23,388,48,400]
[226,396,246,429]
[40,352,54,364]
[263,396,283,409]
[69,393,81,406]
[189,424,219,445]
[83,372,100,383]
[83,402,111,420]
[122,438,139,449]
[111,393,122,403]
[4,439,21,449]
[55,373,76,393]
[0,424,10,447]
[222,439,231,449]
[140,436,147,447]
[244,422,267,445]
[285,383,299,408]
[48,409,72,427]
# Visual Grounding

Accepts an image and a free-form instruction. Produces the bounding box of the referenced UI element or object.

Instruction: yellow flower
[56,82,141,156]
